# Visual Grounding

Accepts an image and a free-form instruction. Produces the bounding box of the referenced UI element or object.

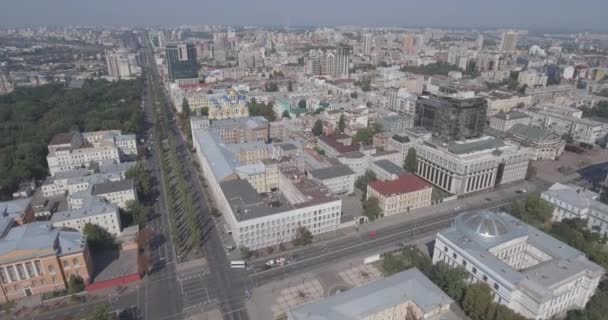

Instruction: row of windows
[0,260,44,284]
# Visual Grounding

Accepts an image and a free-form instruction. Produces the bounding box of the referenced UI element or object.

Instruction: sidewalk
[250,179,540,264]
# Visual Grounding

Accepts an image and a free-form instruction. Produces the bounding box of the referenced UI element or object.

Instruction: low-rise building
[525,106,608,144]
[376,114,414,133]
[46,130,137,176]
[90,180,137,209]
[287,268,460,320]
[51,198,122,236]
[0,222,93,303]
[370,159,406,181]
[415,136,529,195]
[507,124,565,160]
[541,183,608,236]
[433,210,604,319]
[518,70,548,88]
[367,173,432,216]
[317,135,361,158]
[0,198,35,225]
[309,165,355,195]
[479,90,532,116]
[489,111,530,132]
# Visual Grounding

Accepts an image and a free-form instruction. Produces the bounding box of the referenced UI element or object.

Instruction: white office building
[525,105,608,144]
[541,183,608,236]
[192,126,342,250]
[46,131,137,176]
[415,136,529,195]
[309,165,355,195]
[433,210,604,319]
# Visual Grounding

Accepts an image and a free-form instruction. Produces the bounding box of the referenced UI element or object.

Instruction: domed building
[433,210,604,320]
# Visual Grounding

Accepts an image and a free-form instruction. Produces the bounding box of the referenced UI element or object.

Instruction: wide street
[24,35,597,320]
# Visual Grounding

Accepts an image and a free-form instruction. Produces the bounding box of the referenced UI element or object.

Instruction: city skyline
[2,0,608,31]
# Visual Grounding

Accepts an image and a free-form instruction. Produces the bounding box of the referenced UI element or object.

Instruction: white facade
[525,107,608,144]
[51,200,122,236]
[433,210,604,320]
[518,70,548,88]
[230,199,341,251]
[541,183,608,236]
[47,131,137,176]
[415,137,528,195]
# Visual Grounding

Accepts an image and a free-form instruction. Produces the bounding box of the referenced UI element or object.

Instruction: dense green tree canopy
[400,62,463,76]
[0,79,143,199]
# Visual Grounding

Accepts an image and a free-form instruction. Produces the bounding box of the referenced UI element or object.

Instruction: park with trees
[0,79,144,199]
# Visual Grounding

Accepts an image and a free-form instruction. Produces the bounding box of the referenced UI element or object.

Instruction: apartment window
[48,265,55,274]
[494,283,500,290]
[63,260,69,268]
[452,253,457,259]
[444,246,448,252]
[483,275,488,282]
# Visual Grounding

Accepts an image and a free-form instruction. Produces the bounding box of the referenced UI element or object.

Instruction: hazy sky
[2,0,607,30]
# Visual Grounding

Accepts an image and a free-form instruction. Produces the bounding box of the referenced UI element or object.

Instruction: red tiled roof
[368,174,431,197]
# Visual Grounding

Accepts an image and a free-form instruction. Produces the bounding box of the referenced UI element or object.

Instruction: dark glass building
[415,94,487,142]
[165,43,198,81]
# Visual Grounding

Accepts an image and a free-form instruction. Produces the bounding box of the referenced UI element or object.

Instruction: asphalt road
[247,200,514,287]
[142,35,251,320]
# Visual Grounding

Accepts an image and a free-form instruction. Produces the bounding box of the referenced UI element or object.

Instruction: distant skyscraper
[105,48,133,80]
[415,94,488,142]
[363,33,372,55]
[415,34,425,51]
[335,46,350,79]
[165,43,198,81]
[500,31,518,53]
[476,35,484,51]
[152,31,165,48]
[402,34,416,55]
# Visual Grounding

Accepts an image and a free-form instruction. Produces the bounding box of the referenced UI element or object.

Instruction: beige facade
[366,174,432,217]
[0,223,93,303]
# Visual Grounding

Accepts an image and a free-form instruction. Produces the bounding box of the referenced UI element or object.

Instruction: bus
[230,260,246,269]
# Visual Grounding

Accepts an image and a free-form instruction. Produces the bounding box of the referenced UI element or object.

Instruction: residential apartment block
[433,210,604,319]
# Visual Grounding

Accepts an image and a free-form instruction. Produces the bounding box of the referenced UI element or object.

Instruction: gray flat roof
[310,164,355,180]
[51,198,118,222]
[447,137,505,155]
[373,159,406,176]
[494,111,529,120]
[509,124,560,142]
[91,179,134,195]
[220,180,292,222]
[194,130,238,181]
[439,210,605,304]
[0,222,85,264]
[288,268,455,320]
